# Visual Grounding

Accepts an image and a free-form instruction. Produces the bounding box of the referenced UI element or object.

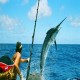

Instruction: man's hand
[27,58,30,62]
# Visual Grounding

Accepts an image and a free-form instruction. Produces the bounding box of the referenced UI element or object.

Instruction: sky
[0,0,80,44]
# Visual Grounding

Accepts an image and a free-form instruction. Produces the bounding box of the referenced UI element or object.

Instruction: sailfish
[40,18,66,76]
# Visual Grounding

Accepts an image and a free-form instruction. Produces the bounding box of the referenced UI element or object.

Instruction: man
[12,42,30,80]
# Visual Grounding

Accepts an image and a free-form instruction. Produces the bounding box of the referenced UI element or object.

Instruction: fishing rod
[26,0,40,80]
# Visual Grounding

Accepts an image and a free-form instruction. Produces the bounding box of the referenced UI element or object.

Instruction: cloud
[28,0,52,20]
[22,0,28,5]
[68,16,80,27]
[0,15,21,31]
[0,0,8,4]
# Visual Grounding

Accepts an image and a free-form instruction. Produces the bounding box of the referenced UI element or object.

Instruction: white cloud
[22,0,28,5]
[0,15,21,30]
[68,16,80,27]
[23,0,28,4]
[0,0,8,4]
[28,0,52,20]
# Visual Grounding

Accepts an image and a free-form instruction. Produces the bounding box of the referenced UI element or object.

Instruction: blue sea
[0,44,80,80]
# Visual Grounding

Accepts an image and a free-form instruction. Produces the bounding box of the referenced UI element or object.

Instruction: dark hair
[16,42,22,53]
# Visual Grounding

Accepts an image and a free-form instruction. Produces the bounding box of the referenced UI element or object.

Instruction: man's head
[16,42,22,53]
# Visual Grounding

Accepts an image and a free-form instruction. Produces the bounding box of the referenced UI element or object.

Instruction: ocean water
[0,44,80,80]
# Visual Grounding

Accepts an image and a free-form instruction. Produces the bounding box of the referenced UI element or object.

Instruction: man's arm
[20,58,30,63]
[14,52,22,77]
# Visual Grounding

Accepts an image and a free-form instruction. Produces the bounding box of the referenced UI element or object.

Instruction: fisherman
[12,41,30,80]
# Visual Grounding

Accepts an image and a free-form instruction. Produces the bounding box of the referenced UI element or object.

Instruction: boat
[0,56,14,80]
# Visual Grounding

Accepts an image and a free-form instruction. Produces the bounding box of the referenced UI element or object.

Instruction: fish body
[40,18,66,75]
